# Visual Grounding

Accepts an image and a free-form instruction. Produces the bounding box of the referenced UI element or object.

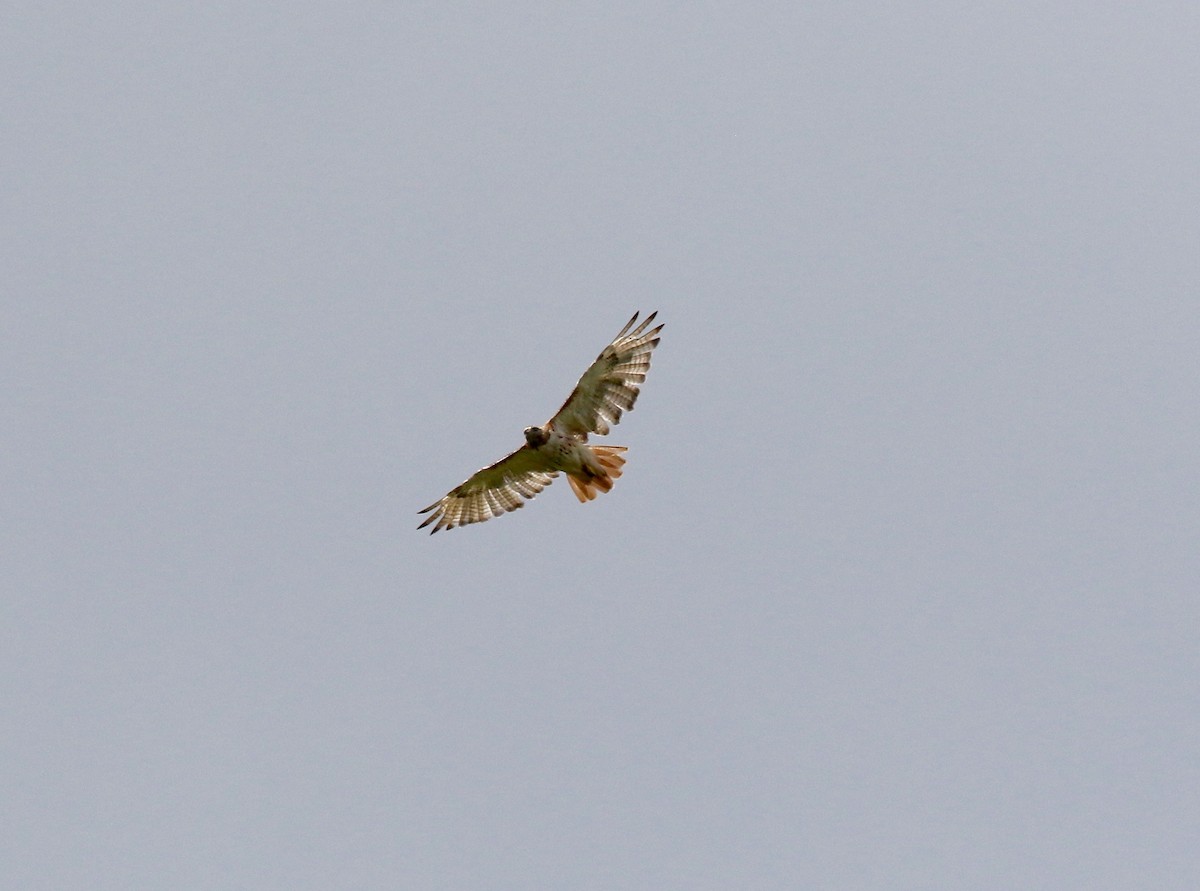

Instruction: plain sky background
[4,3,1198,888]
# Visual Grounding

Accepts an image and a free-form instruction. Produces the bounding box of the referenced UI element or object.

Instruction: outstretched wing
[417,445,558,534]
[548,310,664,437]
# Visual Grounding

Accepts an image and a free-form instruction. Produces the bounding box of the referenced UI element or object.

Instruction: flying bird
[418,310,664,533]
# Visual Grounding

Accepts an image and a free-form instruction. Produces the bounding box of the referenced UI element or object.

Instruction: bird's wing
[417,444,559,534]
[547,310,664,438]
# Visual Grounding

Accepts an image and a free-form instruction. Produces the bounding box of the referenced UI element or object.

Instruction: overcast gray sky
[4,3,1199,888]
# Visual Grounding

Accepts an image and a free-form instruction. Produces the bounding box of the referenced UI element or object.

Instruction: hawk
[418,310,664,533]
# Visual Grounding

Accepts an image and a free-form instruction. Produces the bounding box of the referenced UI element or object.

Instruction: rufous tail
[566,446,628,503]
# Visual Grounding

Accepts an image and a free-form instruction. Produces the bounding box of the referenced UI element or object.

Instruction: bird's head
[524,426,548,447]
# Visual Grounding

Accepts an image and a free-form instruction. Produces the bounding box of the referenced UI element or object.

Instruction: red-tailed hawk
[418,310,664,533]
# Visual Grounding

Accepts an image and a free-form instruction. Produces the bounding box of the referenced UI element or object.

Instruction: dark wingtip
[615,311,640,339]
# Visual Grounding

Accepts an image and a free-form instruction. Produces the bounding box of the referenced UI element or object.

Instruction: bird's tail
[566,446,628,503]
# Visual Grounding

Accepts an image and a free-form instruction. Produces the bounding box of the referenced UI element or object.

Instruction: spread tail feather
[567,446,628,503]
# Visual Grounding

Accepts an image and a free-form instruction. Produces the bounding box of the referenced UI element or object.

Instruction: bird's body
[418,311,663,533]
[525,425,596,475]
[536,426,585,471]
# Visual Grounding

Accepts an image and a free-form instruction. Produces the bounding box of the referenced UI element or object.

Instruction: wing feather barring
[418,310,663,533]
